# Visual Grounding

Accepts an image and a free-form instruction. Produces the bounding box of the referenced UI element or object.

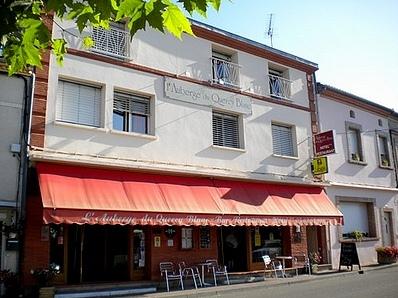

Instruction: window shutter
[272,124,294,156]
[113,93,150,115]
[56,81,101,127]
[213,112,239,148]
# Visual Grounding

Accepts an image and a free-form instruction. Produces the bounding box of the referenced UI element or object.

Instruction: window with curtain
[378,134,390,167]
[113,92,150,134]
[346,125,363,162]
[56,80,101,127]
[272,123,295,157]
[181,228,193,249]
[339,201,376,238]
[212,111,240,148]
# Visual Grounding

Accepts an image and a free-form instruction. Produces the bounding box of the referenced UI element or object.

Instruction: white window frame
[113,92,151,135]
[181,228,193,249]
[268,65,292,100]
[376,132,392,168]
[345,121,366,164]
[271,122,297,157]
[56,80,102,128]
[212,111,242,149]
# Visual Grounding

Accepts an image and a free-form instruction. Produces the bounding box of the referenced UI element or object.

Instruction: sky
[192,0,398,111]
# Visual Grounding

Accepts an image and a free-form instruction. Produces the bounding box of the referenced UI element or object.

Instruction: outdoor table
[275,256,293,276]
[197,262,212,286]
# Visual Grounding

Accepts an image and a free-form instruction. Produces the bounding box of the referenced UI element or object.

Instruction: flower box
[376,246,398,264]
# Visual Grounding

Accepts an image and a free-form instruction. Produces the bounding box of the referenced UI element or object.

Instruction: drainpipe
[388,128,398,188]
[14,71,34,279]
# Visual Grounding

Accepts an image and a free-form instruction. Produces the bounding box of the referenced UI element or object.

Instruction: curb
[134,263,398,298]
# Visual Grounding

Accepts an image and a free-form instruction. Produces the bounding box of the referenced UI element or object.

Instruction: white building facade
[22,19,343,285]
[317,83,398,268]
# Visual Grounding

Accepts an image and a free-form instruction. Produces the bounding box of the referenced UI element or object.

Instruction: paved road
[205,266,398,298]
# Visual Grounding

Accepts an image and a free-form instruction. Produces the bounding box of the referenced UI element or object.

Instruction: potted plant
[349,230,363,241]
[30,263,60,298]
[309,252,322,273]
[376,246,398,264]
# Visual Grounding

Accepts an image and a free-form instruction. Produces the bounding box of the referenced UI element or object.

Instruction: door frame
[380,208,395,246]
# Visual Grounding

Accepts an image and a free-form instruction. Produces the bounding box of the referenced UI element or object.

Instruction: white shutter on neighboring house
[272,124,294,156]
[213,112,240,148]
[56,80,101,127]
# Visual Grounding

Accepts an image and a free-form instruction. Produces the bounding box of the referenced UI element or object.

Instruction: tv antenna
[266,13,275,47]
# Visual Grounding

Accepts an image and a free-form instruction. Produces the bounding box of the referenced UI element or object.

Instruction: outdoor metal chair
[205,259,230,286]
[159,262,184,292]
[292,254,311,276]
[262,255,277,279]
[178,261,202,289]
[272,259,285,278]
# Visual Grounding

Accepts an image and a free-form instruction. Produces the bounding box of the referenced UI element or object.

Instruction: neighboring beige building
[317,83,398,268]
[0,70,33,273]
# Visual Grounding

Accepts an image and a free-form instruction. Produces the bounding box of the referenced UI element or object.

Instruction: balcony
[268,74,292,100]
[91,26,129,59]
[211,57,241,88]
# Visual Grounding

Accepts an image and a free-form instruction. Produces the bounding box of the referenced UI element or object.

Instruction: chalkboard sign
[339,242,361,271]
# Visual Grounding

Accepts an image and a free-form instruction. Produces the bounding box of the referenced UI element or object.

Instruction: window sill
[211,145,246,153]
[379,164,394,170]
[109,129,157,140]
[272,154,299,160]
[339,237,379,243]
[53,121,107,132]
[348,159,367,166]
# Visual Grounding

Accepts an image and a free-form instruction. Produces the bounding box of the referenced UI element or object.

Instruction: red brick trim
[319,89,390,117]
[192,25,318,74]
[67,48,311,113]
[30,14,53,148]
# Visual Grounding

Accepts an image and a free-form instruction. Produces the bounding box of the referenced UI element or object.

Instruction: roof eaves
[190,19,318,70]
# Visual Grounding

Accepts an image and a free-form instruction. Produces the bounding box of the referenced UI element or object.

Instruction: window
[212,111,240,148]
[181,228,193,249]
[272,123,295,157]
[338,200,377,239]
[113,92,150,134]
[346,122,364,163]
[199,227,211,249]
[349,110,355,118]
[268,68,291,100]
[211,51,240,88]
[91,22,129,59]
[251,227,282,262]
[377,134,391,167]
[378,119,383,127]
[56,80,101,127]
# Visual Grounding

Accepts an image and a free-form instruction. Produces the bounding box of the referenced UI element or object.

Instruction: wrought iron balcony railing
[211,57,241,88]
[268,74,292,100]
[91,26,129,59]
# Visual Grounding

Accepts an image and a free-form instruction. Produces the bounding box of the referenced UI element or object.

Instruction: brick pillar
[30,13,53,148]
[22,195,50,285]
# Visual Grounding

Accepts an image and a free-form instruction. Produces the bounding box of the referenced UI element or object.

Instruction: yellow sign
[254,228,261,247]
[311,156,328,175]
[154,236,161,248]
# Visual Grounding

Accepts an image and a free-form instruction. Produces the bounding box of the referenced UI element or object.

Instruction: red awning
[37,163,343,226]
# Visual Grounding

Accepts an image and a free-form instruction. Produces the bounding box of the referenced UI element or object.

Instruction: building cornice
[327,181,398,192]
[317,83,393,117]
[29,148,326,188]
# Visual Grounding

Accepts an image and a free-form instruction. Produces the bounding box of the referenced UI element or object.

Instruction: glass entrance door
[131,228,146,280]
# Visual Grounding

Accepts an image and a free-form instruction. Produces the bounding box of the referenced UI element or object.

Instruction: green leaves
[1,0,224,75]
[162,4,193,39]
[52,39,67,65]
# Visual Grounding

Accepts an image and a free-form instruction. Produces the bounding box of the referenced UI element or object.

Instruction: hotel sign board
[311,156,328,175]
[314,130,336,156]
[164,77,252,115]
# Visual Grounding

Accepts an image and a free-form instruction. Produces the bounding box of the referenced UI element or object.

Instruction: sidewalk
[131,263,398,298]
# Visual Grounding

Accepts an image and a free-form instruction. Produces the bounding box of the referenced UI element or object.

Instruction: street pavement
[135,264,398,298]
